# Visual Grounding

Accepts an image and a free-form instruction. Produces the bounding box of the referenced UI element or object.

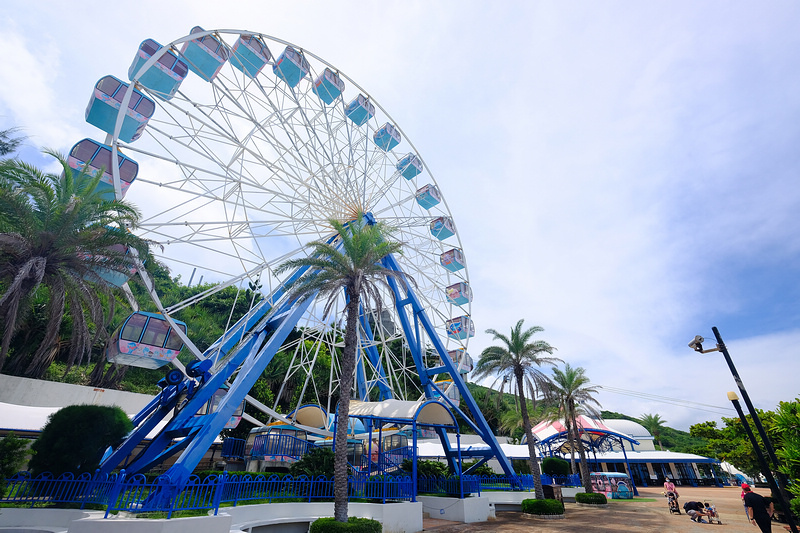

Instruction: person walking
[743,484,774,532]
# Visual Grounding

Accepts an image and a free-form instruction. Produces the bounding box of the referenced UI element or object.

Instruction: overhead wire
[591,383,736,416]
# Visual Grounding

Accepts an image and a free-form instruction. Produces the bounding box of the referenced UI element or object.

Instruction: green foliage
[0,127,24,156]
[576,492,608,504]
[28,405,132,477]
[689,411,780,478]
[0,432,28,496]
[290,447,335,478]
[521,498,565,515]
[309,517,381,533]
[542,457,570,477]
[403,459,449,478]
[0,151,148,378]
[512,459,531,475]
[774,398,800,516]
[462,459,494,477]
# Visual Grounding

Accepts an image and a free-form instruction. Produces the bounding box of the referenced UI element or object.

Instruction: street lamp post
[691,327,798,533]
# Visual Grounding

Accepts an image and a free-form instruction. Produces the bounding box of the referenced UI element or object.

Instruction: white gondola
[440,248,466,272]
[180,26,229,81]
[373,123,401,151]
[312,68,345,104]
[415,184,441,210]
[273,46,310,88]
[396,153,423,180]
[345,94,375,126]
[430,216,456,240]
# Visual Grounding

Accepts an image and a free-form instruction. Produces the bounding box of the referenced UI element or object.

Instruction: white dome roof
[602,419,652,438]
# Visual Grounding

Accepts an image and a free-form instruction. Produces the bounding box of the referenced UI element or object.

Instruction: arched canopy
[348,399,457,428]
[531,416,640,454]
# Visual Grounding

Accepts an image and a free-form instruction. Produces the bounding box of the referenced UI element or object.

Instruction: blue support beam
[380,253,517,480]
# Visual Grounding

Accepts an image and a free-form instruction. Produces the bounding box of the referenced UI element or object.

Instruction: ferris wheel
[78,28,511,483]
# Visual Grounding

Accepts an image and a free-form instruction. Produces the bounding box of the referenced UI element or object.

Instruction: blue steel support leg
[380,253,517,480]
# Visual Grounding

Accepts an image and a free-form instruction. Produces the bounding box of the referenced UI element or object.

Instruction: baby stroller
[664,491,681,514]
[703,501,722,524]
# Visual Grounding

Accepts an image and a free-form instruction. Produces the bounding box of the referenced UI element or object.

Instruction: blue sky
[2,1,799,431]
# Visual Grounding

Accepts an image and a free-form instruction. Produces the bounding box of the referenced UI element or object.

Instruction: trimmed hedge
[542,457,570,477]
[309,517,382,533]
[575,492,608,505]
[521,498,565,515]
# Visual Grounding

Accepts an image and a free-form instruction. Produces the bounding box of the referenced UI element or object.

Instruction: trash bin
[542,484,563,504]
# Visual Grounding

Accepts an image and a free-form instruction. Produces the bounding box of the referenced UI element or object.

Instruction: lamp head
[727,391,740,401]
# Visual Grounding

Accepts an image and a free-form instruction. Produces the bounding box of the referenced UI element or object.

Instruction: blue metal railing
[417,475,482,497]
[250,434,311,458]
[1,469,583,517]
[1,470,415,517]
[221,438,246,459]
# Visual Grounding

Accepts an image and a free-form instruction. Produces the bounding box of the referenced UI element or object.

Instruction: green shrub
[521,498,565,515]
[576,492,608,504]
[28,405,133,477]
[0,432,29,498]
[309,517,382,533]
[402,459,448,478]
[542,457,570,477]
[512,459,531,475]
[462,459,494,477]
[290,447,335,478]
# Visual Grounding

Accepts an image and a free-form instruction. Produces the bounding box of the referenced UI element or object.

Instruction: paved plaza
[423,486,776,533]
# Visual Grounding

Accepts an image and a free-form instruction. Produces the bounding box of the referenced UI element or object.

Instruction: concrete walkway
[420,486,782,532]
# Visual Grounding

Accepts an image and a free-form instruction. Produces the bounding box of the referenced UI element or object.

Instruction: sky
[2,0,799,432]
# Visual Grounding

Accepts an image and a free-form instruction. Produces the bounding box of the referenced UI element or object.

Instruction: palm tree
[0,128,24,157]
[547,363,601,493]
[473,320,561,499]
[639,413,667,450]
[275,214,403,523]
[0,150,147,377]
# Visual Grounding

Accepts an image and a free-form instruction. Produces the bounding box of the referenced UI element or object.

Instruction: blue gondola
[247,424,311,471]
[446,316,474,340]
[273,45,310,88]
[445,282,472,306]
[415,184,441,210]
[128,39,188,100]
[439,248,465,272]
[81,243,137,288]
[430,216,455,240]
[180,26,230,82]
[67,139,139,200]
[312,67,345,104]
[231,33,272,78]
[85,76,155,143]
[373,123,401,152]
[396,153,423,180]
[345,94,375,127]
[106,311,187,369]
[196,386,245,429]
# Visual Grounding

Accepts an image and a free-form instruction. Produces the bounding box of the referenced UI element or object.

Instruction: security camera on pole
[689,327,798,533]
